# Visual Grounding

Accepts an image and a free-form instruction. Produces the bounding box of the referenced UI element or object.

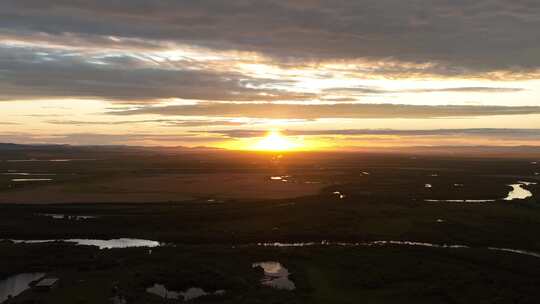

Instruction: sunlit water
[6,159,96,162]
[8,236,540,263]
[256,240,540,259]
[2,173,55,176]
[11,178,53,182]
[9,238,160,249]
[504,181,536,200]
[0,273,45,303]
[425,199,495,203]
[37,214,97,220]
[425,181,536,203]
[258,240,467,249]
[333,191,346,199]
[146,284,225,301]
[270,175,290,182]
[252,262,296,290]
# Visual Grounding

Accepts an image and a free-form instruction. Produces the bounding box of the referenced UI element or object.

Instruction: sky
[1,0,540,150]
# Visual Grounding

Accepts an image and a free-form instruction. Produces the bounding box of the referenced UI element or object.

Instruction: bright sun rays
[215,129,330,152]
[252,130,301,151]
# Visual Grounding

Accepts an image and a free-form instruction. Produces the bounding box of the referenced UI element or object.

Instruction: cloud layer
[1,1,540,148]
[203,128,540,140]
[2,0,540,75]
[113,103,540,119]
[0,46,314,102]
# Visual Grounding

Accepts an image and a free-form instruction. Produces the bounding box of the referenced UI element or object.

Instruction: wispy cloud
[203,128,540,140]
[324,86,525,95]
[0,46,314,103]
[0,132,224,146]
[111,103,540,119]
[47,119,246,127]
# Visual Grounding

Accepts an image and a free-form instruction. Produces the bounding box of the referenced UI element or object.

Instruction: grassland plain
[0,145,539,303]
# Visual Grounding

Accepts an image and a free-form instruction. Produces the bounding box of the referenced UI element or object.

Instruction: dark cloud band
[0,46,313,102]
[2,0,540,75]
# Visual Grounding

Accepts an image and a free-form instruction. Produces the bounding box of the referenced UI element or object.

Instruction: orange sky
[1,1,540,150]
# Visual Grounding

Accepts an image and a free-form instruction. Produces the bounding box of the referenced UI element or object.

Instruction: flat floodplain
[0,146,539,303]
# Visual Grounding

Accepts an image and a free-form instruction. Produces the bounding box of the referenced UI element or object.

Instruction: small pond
[146,284,225,301]
[252,262,296,290]
[0,273,45,303]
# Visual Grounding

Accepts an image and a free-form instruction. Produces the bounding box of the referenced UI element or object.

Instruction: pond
[146,284,225,301]
[252,262,296,290]
[37,213,97,220]
[504,181,535,201]
[9,238,161,249]
[333,191,346,199]
[425,180,536,203]
[0,273,45,303]
[270,175,290,182]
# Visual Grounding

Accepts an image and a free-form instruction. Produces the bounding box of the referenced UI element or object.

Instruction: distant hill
[1,142,539,158]
[345,145,540,158]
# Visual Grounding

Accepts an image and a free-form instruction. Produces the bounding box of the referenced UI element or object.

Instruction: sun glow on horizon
[215,129,331,152]
[252,130,301,151]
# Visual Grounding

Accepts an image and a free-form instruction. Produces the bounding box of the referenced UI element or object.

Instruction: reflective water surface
[256,240,540,259]
[270,175,290,182]
[425,180,536,203]
[252,262,296,290]
[37,213,97,220]
[333,191,346,199]
[488,247,540,259]
[504,181,536,200]
[10,238,160,249]
[0,273,45,303]
[146,284,225,301]
[6,159,95,162]
[2,173,55,176]
[425,199,495,203]
[11,178,53,182]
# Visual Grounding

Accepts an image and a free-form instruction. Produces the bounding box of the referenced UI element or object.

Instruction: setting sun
[252,130,301,151]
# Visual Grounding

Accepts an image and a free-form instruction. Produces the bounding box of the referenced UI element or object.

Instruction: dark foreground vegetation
[3,241,540,304]
[0,144,539,303]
